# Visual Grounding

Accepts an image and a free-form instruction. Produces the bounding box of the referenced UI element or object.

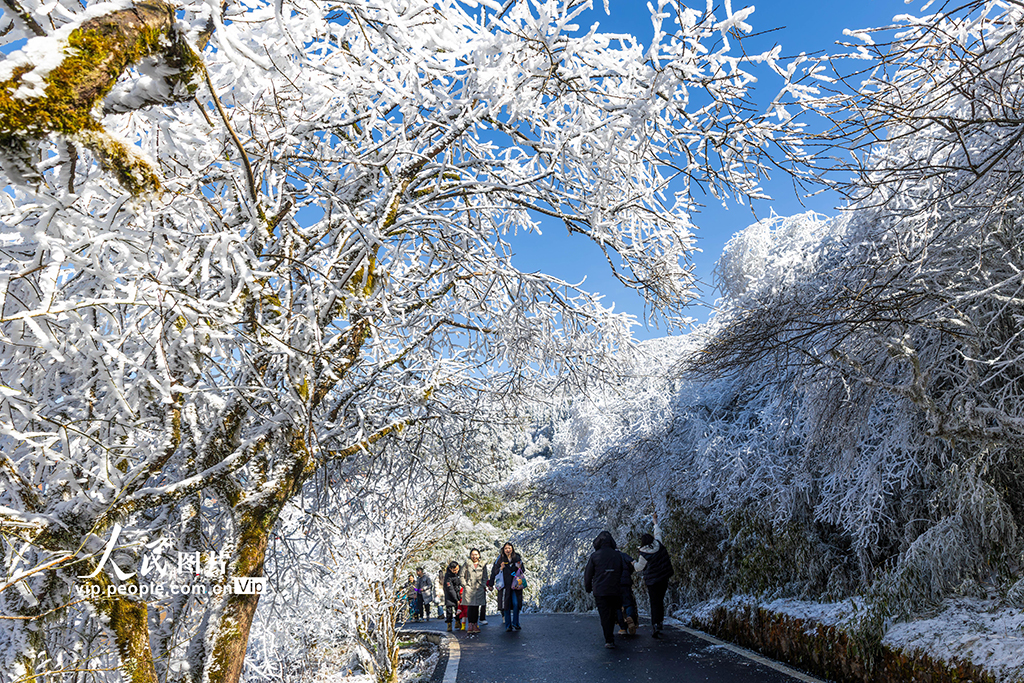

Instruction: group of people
[584,512,674,649]
[405,515,672,650]
[405,567,436,622]
[405,542,527,634]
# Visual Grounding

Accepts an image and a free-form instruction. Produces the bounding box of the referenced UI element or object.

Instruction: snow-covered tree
[242,424,463,683]
[0,0,815,680]
[693,0,1024,606]
[530,0,1024,621]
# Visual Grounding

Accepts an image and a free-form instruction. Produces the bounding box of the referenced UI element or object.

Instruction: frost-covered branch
[0,0,204,194]
[0,0,823,679]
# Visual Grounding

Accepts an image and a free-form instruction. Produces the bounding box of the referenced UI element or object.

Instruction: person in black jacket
[442,561,464,632]
[634,511,674,638]
[584,530,626,649]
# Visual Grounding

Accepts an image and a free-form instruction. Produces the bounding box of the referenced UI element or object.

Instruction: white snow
[884,599,1024,682]
[0,2,135,99]
[677,596,1024,682]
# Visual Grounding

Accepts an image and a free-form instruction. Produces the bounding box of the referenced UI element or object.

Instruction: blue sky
[509,0,909,340]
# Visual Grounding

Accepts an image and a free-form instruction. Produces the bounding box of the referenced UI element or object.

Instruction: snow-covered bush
[531,200,1024,616]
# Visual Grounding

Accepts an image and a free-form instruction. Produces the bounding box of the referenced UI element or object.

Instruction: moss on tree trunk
[0,0,203,194]
[108,596,160,683]
[86,575,159,683]
[205,433,315,683]
[205,510,272,683]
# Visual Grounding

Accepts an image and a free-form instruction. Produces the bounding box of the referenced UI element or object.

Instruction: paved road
[406,613,821,683]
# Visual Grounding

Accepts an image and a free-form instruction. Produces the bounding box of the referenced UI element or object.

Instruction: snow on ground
[325,643,439,683]
[677,597,1024,682]
[883,599,1024,682]
[761,597,867,628]
[318,675,375,683]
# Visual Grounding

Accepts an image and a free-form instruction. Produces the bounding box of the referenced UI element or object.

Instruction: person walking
[616,551,638,635]
[436,564,446,620]
[405,573,418,622]
[488,542,525,632]
[442,561,464,632]
[634,511,674,638]
[584,530,626,649]
[462,548,489,633]
[479,589,488,625]
[415,567,434,622]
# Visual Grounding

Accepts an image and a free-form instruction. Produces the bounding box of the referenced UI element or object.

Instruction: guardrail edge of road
[673,622,827,683]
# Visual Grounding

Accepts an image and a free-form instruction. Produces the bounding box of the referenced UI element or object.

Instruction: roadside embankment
[680,599,1016,683]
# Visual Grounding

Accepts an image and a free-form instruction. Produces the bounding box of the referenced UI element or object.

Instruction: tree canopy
[527,0,1024,650]
[0,0,817,680]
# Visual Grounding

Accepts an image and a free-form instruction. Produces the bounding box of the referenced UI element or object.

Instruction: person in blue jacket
[616,550,638,635]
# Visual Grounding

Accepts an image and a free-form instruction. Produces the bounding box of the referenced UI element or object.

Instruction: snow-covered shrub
[536,567,596,613]
[529,203,1024,617]
[241,432,462,683]
[1005,579,1024,608]
[714,211,835,301]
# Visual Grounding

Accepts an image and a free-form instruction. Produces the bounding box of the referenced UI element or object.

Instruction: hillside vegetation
[526,0,1024,673]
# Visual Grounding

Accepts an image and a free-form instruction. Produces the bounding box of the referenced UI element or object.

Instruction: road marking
[674,624,827,683]
[441,631,460,683]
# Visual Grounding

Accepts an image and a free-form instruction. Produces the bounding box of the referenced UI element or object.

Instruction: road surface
[406,612,823,683]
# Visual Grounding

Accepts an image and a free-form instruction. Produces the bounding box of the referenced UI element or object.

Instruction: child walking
[442,561,464,632]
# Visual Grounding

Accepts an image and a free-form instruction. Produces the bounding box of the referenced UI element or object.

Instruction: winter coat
[634,523,674,586]
[462,561,489,607]
[489,553,525,611]
[442,570,463,607]
[416,574,434,604]
[584,530,626,597]
[618,552,636,586]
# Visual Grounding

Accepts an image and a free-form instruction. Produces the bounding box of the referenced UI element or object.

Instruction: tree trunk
[202,435,312,683]
[108,596,160,683]
[86,575,159,683]
[203,509,272,683]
